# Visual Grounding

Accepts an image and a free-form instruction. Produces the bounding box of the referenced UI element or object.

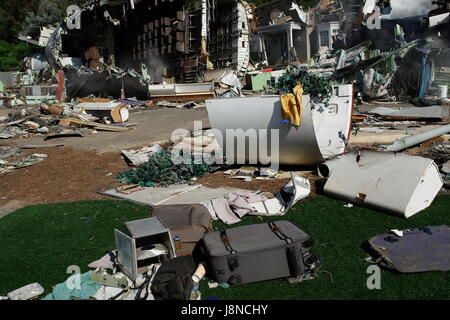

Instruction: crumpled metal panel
[368,225,450,272]
[323,150,443,218]
[206,85,353,165]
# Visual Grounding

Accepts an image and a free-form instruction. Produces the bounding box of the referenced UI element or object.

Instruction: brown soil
[196,170,323,195]
[196,171,291,193]
[0,146,326,209]
[0,146,128,206]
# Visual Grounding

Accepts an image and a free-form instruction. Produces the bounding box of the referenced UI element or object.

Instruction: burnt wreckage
[45,0,253,99]
[38,0,449,101]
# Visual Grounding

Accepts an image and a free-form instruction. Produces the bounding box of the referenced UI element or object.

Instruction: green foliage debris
[116,151,214,187]
[275,66,333,106]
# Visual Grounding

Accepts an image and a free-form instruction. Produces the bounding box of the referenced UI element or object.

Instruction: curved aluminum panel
[206,85,352,165]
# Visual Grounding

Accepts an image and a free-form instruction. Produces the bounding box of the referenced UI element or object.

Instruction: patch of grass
[200,195,450,300]
[0,196,448,300]
[0,200,150,296]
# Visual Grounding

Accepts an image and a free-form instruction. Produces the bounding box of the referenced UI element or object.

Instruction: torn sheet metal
[203,173,311,224]
[323,151,443,218]
[429,12,450,28]
[366,225,450,273]
[249,173,311,216]
[148,83,214,97]
[206,85,353,165]
[362,69,393,99]
[203,69,242,89]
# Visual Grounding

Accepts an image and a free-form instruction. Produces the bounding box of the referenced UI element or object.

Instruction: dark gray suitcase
[199,221,320,285]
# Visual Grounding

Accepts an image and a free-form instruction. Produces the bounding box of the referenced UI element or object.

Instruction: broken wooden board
[116,184,145,194]
[58,118,130,132]
[44,131,84,140]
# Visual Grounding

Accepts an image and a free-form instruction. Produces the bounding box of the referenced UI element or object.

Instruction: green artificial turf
[0,196,449,300]
[0,200,150,297]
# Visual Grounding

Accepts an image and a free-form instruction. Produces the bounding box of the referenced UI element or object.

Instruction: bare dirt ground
[196,171,291,193]
[0,146,127,208]
[1,104,449,216]
[2,106,211,153]
[196,170,323,194]
[0,107,210,213]
[0,107,299,214]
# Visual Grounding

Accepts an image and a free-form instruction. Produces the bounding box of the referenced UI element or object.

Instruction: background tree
[0,0,85,71]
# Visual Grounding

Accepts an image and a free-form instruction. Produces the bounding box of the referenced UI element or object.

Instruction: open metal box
[115,217,176,281]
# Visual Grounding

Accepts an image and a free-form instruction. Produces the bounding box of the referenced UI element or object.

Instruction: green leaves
[0,41,36,71]
[275,66,333,107]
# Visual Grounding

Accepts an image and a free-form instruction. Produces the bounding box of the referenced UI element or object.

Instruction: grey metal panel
[175,83,214,94]
[100,184,250,207]
[148,84,176,96]
[115,229,137,280]
[368,225,450,272]
[206,95,324,165]
[323,151,443,218]
[206,85,353,165]
[125,217,168,239]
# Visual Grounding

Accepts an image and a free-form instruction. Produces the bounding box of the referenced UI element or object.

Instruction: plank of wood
[58,118,130,132]
[20,144,64,149]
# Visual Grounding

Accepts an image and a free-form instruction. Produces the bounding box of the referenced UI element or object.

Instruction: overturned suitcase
[198,221,321,285]
[152,204,213,256]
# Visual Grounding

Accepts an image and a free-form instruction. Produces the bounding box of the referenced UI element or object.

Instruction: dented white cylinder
[317,156,342,178]
[206,85,354,166]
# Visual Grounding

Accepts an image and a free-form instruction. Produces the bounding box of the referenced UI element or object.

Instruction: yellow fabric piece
[280,84,303,126]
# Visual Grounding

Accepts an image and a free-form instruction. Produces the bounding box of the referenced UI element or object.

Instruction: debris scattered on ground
[121,144,165,166]
[6,283,44,301]
[1,0,450,302]
[116,151,215,187]
[203,174,311,224]
[0,153,48,175]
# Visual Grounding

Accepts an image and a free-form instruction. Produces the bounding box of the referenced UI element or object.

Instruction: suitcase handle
[268,222,303,277]
[286,246,302,277]
[219,230,237,255]
[219,230,239,271]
